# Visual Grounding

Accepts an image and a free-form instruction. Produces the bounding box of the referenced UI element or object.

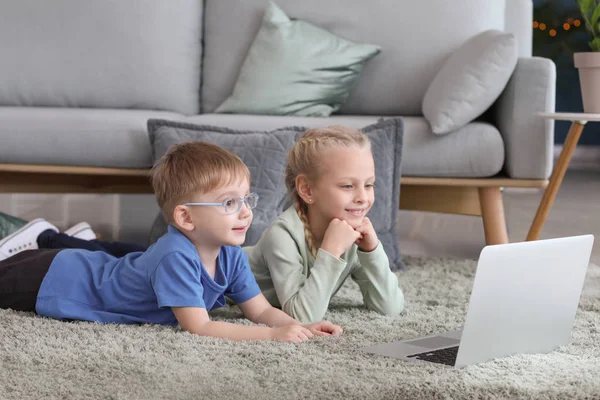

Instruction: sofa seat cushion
[0,108,182,168]
[184,114,505,178]
[401,117,505,177]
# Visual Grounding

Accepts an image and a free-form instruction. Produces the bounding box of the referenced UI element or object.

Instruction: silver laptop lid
[455,235,594,368]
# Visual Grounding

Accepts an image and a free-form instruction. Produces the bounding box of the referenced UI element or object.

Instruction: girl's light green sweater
[243,207,405,323]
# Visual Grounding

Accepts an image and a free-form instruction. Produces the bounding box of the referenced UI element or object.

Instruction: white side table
[527,112,600,241]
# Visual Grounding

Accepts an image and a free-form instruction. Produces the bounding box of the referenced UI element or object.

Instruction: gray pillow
[422,29,518,134]
[148,121,304,246]
[146,117,405,270]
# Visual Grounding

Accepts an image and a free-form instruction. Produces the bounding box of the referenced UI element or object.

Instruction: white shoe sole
[64,222,96,241]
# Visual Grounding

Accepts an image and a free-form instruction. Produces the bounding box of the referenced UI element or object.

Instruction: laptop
[359,235,594,368]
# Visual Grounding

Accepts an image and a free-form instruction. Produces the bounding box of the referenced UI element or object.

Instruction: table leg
[526,121,586,241]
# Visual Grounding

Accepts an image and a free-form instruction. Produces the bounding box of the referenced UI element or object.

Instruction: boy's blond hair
[285,126,371,257]
[151,141,250,222]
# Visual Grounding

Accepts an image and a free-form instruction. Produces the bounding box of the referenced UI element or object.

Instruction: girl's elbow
[379,304,403,317]
[391,292,406,316]
[373,293,405,317]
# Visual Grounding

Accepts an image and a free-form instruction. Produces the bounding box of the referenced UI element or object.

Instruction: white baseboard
[554,144,600,170]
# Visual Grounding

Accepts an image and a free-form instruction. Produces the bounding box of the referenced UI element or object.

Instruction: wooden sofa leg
[478,187,509,245]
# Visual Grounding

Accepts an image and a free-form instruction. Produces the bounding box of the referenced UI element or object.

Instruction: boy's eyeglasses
[183,192,259,215]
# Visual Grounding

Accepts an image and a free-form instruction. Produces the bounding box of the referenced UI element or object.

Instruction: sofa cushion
[400,117,504,177]
[215,2,380,117]
[0,108,503,177]
[202,0,506,115]
[146,118,406,270]
[422,30,518,135]
[0,108,182,168]
[185,114,385,131]
[0,0,203,115]
[183,114,505,177]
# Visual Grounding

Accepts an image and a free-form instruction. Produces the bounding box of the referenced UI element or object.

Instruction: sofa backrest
[202,0,528,116]
[0,0,203,115]
[506,0,534,58]
[0,0,532,117]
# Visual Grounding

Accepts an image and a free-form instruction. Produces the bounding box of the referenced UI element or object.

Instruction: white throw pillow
[422,30,518,135]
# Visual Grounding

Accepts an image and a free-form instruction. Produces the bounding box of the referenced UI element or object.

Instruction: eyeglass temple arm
[183,202,224,206]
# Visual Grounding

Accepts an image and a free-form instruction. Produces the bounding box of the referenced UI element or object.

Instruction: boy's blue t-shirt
[35,225,261,326]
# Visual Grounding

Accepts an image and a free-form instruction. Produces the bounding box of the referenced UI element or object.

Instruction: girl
[244,126,404,323]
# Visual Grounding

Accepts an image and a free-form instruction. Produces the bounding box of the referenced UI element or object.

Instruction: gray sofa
[0,0,555,245]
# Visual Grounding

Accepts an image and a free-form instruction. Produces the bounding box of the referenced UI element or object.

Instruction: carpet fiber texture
[1,256,599,399]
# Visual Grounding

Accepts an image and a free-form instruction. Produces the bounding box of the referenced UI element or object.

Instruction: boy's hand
[354,217,379,252]
[321,218,361,258]
[271,324,314,343]
[303,321,343,336]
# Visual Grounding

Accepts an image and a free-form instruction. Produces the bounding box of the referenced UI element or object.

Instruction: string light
[533,18,582,37]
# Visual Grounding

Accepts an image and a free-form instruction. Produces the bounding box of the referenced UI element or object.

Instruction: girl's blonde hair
[285,126,371,257]
[151,141,250,223]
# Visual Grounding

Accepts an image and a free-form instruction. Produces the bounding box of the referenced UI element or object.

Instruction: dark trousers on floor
[0,232,147,312]
[0,249,61,312]
[37,230,147,258]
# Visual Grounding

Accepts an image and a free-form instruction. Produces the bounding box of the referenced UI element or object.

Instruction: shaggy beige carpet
[1,256,599,400]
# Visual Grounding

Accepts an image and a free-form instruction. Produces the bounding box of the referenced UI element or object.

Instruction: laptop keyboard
[406,346,459,366]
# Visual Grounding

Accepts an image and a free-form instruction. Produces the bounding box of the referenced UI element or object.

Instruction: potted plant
[574,0,600,112]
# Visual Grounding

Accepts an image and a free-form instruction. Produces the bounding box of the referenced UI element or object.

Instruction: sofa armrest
[494,57,556,179]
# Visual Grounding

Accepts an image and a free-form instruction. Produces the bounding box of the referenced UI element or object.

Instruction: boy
[0,142,342,343]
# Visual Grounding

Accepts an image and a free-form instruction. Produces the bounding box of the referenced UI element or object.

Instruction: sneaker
[64,222,96,241]
[0,219,59,261]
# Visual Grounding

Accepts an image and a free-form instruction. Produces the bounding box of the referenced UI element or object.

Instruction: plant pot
[574,52,600,113]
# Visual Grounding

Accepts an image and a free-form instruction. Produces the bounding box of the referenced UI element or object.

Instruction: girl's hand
[303,321,343,336]
[320,218,361,258]
[354,217,379,252]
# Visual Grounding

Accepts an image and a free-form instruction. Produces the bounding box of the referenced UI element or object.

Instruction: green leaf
[575,0,600,35]
[591,5,600,29]
[579,0,596,15]
[589,37,600,51]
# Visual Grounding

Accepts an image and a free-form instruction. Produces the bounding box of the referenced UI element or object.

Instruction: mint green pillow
[215,2,381,117]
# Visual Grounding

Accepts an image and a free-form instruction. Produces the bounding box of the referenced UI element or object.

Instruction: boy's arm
[172,306,271,340]
[237,294,343,336]
[172,306,315,343]
[226,248,343,335]
[237,292,299,327]
[153,252,312,343]
[351,243,405,317]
